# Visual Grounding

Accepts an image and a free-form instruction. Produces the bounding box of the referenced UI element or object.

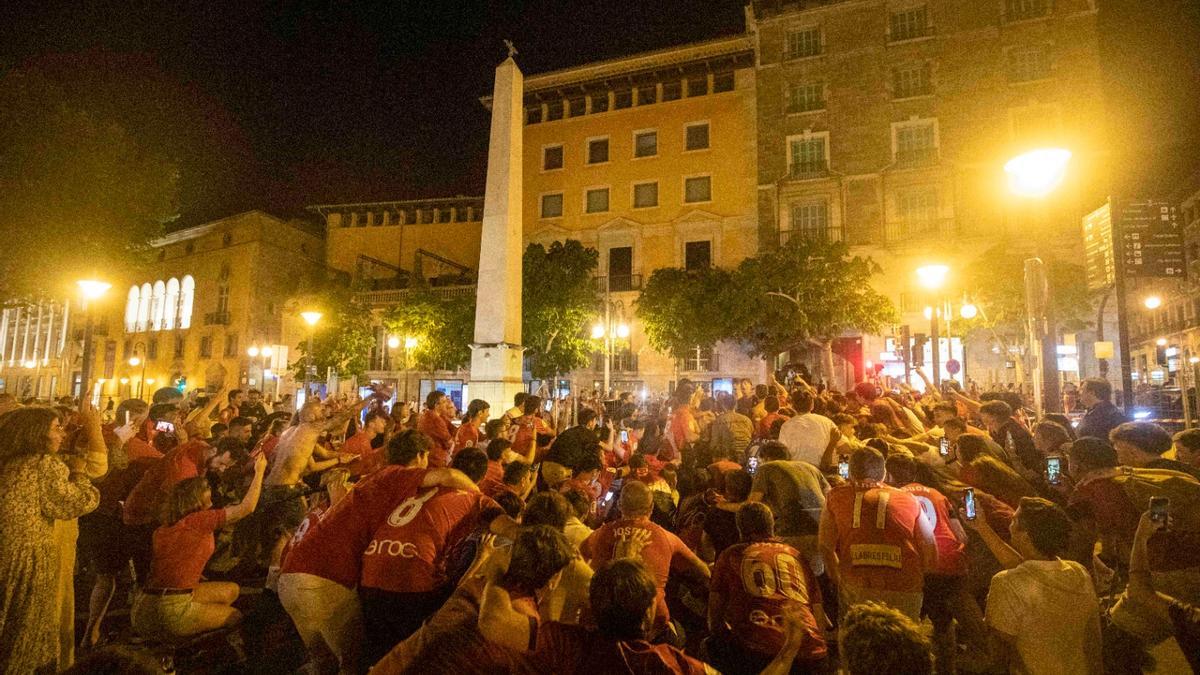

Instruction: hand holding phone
[747,456,759,475]
[963,487,977,520]
[1046,457,1062,486]
[837,454,850,480]
[938,437,950,457]
[1149,497,1169,530]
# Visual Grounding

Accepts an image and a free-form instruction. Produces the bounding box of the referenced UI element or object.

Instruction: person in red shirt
[478,437,510,490]
[708,502,828,674]
[886,450,985,673]
[277,429,479,675]
[341,409,389,477]
[580,480,710,638]
[122,437,213,527]
[218,389,247,426]
[358,446,519,664]
[667,388,699,461]
[454,398,490,452]
[512,395,555,463]
[482,459,534,505]
[818,446,937,622]
[756,396,787,440]
[417,391,456,467]
[130,454,266,640]
[557,454,603,504]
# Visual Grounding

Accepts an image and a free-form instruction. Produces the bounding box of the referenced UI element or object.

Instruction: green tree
[384,287,476,374]
[291,283,377,381]
[734,238,896,379]
[522,241,600,379]
[0,73,178,298]
[636,266,740,362]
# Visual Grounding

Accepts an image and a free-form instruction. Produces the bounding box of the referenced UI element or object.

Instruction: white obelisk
[469,52,525,415]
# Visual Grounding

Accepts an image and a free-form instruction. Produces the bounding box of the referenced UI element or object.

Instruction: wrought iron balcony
[595,274,643,293]
[204,311,231,326]
[788,162,830,180]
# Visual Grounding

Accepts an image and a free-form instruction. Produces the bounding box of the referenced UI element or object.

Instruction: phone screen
[747,456,759,475]
[838,456,850,480]
[939,437,949,457]
[620,429,629,444]
[155,420,175,434]
[1149,497,1169,528]
[964,488,977,520]
[1046,457,1062,485]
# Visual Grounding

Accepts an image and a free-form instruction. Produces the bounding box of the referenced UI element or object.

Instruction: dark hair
[164,476,210,526]
[979,400,1013,420]
[1015,496,1074,557]
[513,392,528,408]
[1109,422,1173,456]
[385,429,430,466]
[932,402,957,417]
[577,409,598,426]
[562,488,592,519]
[942,417,967,433]
[228,416,253,429]
[0,407,60,463]
[502,459,531,486]
[485,438,511,461]
[955,434,994,463]
[451,447,488,483]
[493,491,524,518]
[522,491,570,529]
[736,501,775,540]
[1032,420,1072,449]
[842,602,933,675]
[1067,437,1118,472]
[363,409,390,426]
[523,395,542,415]
[1174,428,1200,454]
[759,440,789,462]
[832,413,856,426]
[850,446,886,481]
[572,454,603,475]
[1080,378,1113,402]
[790,390,814,413]
[462,399,490,424]
[151,387,184,404]
[209,422,228,436]
[725,469,753,501]
[1041,413,1077,441]
[228,389,243,402]
[115,398,150,420]
[885,450,917,485]
[764,396,780,413]
[769,417,786,439]
[590,559,658,641]
[425,390,446,410]
[484,418,508,441]
[500,526,573,595]
[148,403,178,422]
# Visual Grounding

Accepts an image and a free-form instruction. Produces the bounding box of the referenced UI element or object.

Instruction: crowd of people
[0,372,1198,674]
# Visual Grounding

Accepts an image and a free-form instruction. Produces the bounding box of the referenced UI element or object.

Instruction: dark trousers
[704,630,828,675]
[358,585,452,668]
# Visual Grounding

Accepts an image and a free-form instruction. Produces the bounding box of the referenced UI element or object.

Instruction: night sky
[0,1,747,224]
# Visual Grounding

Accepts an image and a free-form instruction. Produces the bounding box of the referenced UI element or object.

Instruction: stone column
[469,56,526,414]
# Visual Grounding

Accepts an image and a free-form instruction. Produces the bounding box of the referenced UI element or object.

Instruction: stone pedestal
[469,343,525,416]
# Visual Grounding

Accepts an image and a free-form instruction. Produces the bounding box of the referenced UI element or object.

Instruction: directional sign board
[1118,199,1185,279]
[1081,203,1115,291]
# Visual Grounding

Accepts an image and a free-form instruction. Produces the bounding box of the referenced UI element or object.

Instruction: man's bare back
[266,423,324,486]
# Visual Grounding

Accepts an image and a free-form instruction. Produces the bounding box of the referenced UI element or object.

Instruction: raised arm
[422,467,481,492]
[77,402,112,480]
[962,501,1022,570]
[224,454,268,523]
[187,385,230,425]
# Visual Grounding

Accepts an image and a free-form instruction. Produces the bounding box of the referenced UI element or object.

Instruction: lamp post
[1005,147,1072,415]
[916,265,949,388]
[300,311,322,404]
[386,335,418,404]
[592,300,629,396]
[129,341,147,400]
[76,279,111,404]
[248,344,274,395]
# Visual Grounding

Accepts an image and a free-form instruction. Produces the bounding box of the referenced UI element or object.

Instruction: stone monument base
[469,343,525,417]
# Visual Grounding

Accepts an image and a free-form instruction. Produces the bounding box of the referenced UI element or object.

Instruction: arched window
[163,278,179,330]
[137,283,152,332]
[179,276,195,329]
[150,280,166,331]
[124,286,140,333]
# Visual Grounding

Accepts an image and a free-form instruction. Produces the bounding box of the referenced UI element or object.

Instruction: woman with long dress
[0,406,100,674]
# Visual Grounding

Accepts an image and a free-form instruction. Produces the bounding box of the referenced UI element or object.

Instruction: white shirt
[777,413,836,466]
[563,516,593,550]
[986,559,1100,675]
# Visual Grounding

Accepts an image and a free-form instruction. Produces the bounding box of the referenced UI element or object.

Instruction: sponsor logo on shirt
[364,539,419,558]
[849,543,902,568]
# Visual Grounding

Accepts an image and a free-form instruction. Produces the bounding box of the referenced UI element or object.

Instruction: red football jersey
[826,480,926,592]
[901,483,966,576]
[712,539,825,658]
[281,466,428,588]
[360,486,502,593]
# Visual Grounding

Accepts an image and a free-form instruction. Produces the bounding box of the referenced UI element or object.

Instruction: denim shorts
[131,590,205,640]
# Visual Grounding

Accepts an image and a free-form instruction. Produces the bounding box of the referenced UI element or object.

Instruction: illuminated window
[150,281,165,331]
[137,283,151,332]
[179,276,195,329]
[125,286,140,333]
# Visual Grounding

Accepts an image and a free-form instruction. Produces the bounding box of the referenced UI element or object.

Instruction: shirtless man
[243,398,366,568]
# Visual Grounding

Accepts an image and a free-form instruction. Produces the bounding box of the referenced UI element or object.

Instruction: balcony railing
[677,352,721,373]
[780,226,843,245]
[894,147,938,168]
[592,352,639,373]
[354,284,476,308]
[883,218,956,245]
[595,274,643,293]
[204,311,231,326]
[788,162,830,180]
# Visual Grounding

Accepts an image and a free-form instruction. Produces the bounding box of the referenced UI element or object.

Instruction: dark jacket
[1077,400,1127,441]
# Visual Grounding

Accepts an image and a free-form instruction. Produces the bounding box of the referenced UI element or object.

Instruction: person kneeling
[131,454,266,641]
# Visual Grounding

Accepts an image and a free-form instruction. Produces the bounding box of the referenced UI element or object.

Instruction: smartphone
[602,488,617,506]
[838,454,850,480]
[543,399,553,413]
[1149,496,1169,529]
[964,487,977,520]
[747,456,759,475]
[620,429,629,444]
[1046,457,1062,486]
[155,420,175,434]
[938,437,950,457]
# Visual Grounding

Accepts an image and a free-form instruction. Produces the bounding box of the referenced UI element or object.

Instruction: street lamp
[129,342,148,400]
[384,335,417,403]
[1004,148,1072,198]
[300,311,322,403]
[76,279,111,404]
[593,308,630,396]
[247,344,274,394]
[915,265,949,388]
[1144,296,1163,310]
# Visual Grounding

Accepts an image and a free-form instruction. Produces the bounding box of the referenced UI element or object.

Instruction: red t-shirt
[95,428,163,516]
[532,622,709,675]
[757,413,786,439]
[454,422,480,451]
[123,439,210,525]
[513,415,554,461]
[360,486,503,593]
[559,477,601,503]
[707,460,742,492]
[1068,475,1140,543]
[901,483,966,576]
[580,516,703,628]
[278,500,328,566]
[341,430,382,477]
[667,405,696,460]
[483,460,503,485]
[281,466,429,588]
[712,539,825,659]
[147,509,227,589]
[418,411,454,467]
[826,480,926,592]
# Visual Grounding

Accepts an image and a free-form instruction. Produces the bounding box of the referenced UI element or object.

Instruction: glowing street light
[128,356,141,367]
[301,311,323,327]
[616,323,630,339]
[1004,148,1072,198]
[591,323,606,339]
[1144,296,1163,310]
[386,336,401,349]
[261,346,273,358]
[916,264,950,290]
[404,337,418,350]
[77,279,112,301]
[76,278,111,404]
[300,311,323,400]
[247,346,260,357]
[1157,338,1168,347]
[960,303,979,320]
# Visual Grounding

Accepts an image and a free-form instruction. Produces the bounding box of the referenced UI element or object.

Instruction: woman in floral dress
[0,407,100,674]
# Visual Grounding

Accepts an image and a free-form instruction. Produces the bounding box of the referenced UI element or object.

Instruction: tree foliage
[636,266,740,362]
[732,238,897,358]
[0,67,178,298]
[522,240,600,379]
[384,287,476,374]
[291,284,377,380]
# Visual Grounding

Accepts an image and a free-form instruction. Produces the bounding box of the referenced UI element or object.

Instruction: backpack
[1111,466,1200,532]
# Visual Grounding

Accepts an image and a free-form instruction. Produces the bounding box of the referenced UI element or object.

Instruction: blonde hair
[163,477,210,525]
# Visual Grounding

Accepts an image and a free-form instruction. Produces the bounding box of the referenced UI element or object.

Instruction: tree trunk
[820,340,835,386]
